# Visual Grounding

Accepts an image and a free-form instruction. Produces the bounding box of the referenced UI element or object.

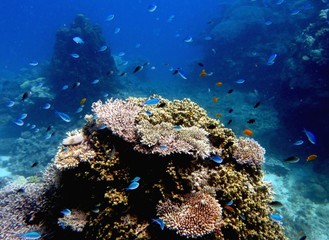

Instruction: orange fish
[243,129,253,136]
[306,154,317,161]
[215,81,223,86]
[216,113,222,117]
[80,98,87,105]
[213,97,220,104]
[199,69,207,77]
[224,205,235,213]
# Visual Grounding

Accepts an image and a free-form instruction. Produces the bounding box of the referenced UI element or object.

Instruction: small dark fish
[253,101,261,108]
[31,162,38,168]
[72,82,81,89]
[119,72,127,77]
[133,65,143,73]
[227,89,234,94]
[207,20,214,24]
[269,201,283,207]
[46,125,52,132]
[224,141,234,148]
[197,62,204,67]
[158,102,166,107]
[172,69,179,75]
[283,156,300,163]
[17,188,25,193]
[227,119,232,125]
[207,124,216,129]
[22,91,32,101]
[247,119,256,124]
[228,108,233,113]
[299,236,306,240]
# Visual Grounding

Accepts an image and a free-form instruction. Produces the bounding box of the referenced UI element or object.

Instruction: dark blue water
[0,0,328,239]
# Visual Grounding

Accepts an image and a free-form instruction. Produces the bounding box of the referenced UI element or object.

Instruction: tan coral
[58,209,87,232]
[157,192,222,238]
[54,141,97,170]
[92,98,141,142]
[232,137,265,166]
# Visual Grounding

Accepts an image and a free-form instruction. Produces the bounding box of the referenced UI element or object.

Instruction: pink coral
[92,99,142,142]
[156,192,222,238]
[232,137,265,166]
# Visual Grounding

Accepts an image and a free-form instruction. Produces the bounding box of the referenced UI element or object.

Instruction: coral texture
[232,137,266,166]
[92,98,141,142]
[157,192,222,238]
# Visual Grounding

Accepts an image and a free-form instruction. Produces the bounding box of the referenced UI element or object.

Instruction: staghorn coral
[156,192,222,238]
[232,137,265,166]
[92,98,141,142]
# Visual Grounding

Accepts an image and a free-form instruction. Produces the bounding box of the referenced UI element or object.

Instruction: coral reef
[0,96,286,239]
[232,137,266,166]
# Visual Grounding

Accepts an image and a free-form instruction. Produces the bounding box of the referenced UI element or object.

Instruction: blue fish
[13,119,24,126]
[70,53,80,58]
[6,100,15,107]
[19,113,28,119]
[105,14,115,21]
[98,45,107,52]
[73,36,84,44]
[19,231,41,239]
[304,128,316,144]
[290,9,300,15]
[235,79,245,84]
[160,145,167,149]
[131,176,141,182]
[126,181,139,190]
[152,218,165,230]
[148,2,157,12]
[177,69,188,79]
[226,200,234,206]
[269,213,283,223]
[62,85,69,90]
[75,107,83,113]
[60,208,71,217]
[55,111,71,122]
[30,124,36,130]
[210,155,223,164]
[267,53,277,65]
[145,110,152,116]
[143,98,160,105]
[91,79,100,84]
[42,103,51,109]
[173,125,182,130]
[184,35,193,43]
[292,140,304,146]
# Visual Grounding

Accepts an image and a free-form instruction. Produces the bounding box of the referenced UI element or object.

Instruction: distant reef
[48,14,117,109]
[0,96,287,239]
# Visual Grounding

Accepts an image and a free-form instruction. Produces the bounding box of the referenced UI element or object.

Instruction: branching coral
[232,137,265,166]
[58,209,87,232]
[135,120,211,158]
[156,192,222,238]
[92,98,141,142]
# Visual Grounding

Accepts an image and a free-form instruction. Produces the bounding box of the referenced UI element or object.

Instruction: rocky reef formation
[0,96,286,239]
[48,14,117,110]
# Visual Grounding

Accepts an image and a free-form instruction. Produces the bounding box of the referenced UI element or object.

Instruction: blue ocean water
[0,0,328,239]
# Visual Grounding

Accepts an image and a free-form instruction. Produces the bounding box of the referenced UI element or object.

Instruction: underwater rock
[48,14,117,109]
[0,96,287,239]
